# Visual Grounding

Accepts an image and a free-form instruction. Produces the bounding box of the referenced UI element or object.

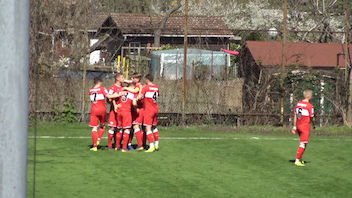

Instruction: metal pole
[0,0,30,198]
[182,0,188,125]
[280,0,287,126]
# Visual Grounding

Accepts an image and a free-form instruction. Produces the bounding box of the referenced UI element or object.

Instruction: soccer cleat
[155,145,159,151]
[90,147,98,151]
[128,145,134,150]
[135,146,144,151]
[144,147,155,153]
[121,149,128,152]
[115,148,121,151]
[97,140,100,146]
[295,161,305,167]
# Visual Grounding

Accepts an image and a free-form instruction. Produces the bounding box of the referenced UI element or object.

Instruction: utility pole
[345,6,352,126]
[0,1,29,198]
[81,0,89,122]
[280,0,287,126]
[182,0,188,125]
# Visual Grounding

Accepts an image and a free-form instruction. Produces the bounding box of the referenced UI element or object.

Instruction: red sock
[135,129,143,147]
[98,128,105,141]
[129,132,134,144]
[108,130,114,148]
[146,131,154,144]
[115,131,122,149]
[153,129,159,142]
[296,145,305,160]
[122,130,130,150]
[92,131,98,147]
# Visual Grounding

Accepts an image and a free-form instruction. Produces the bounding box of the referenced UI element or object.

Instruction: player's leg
[152,113,159,151]
[107,127,115,150]
[108,111,117,149]
[128,131,134,150]
[133,124,144,150]
[121,112,132,152]
[121,129,130,152]
[144,112,156,152]
[115,114,123,150]
[97,112,107,146]
[295,129,309,166]
[89,113,99,151]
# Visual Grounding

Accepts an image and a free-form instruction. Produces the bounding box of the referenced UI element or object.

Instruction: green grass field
[28,123,352,198]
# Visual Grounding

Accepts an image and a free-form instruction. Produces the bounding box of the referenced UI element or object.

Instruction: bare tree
[148,0,182,47]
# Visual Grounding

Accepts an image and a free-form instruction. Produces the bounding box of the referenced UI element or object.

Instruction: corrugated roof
[108,13,233,36]
[245,41,352,68]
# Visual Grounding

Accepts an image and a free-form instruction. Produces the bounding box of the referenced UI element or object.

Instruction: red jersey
[89,86,108,112]
[108,84,123,104]
[295,100,314,127]
[117,92,136,113]
[141,84,159,112]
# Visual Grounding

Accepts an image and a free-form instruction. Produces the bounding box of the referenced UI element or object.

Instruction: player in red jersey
[291,89,315,166]
[123,73,144,150]
[115,82,137,152]
[89,77,120,151]
[139,74,159,152]
[107,73,126,150]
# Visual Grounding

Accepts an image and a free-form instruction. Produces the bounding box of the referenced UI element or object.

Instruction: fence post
[0,0,30,197]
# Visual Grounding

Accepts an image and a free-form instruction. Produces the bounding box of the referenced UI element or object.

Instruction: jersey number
[297,107,302,119]
[92,92,97,103]
[152,92,158,102]
[122,93,128,102]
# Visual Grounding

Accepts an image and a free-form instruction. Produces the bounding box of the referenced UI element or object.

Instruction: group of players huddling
[88,73,159,153]
[88,71,315,165]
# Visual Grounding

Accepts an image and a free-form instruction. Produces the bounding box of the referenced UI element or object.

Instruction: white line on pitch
[27,136,352,141]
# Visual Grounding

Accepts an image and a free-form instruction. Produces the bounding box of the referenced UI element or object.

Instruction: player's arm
[107,91,127,99]
[311,117,316,129]
[132,99,137,106]
[113,100,118,112]
[123,87,139,93]
[291,113,297,134]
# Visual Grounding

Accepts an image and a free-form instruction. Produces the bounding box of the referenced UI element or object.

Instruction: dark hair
[94,77,103,84]
[132,73,142,80]
[145,74,154,82]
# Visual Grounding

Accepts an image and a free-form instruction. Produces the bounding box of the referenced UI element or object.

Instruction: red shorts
[133,108,144,125]
[143,110,158,126]
[89,110,107,127]
[297,126,310,143]
[108,110,117,127]
[117,111,132,129]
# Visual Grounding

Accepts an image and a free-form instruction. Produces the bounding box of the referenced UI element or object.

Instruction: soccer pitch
[28,123,352,198]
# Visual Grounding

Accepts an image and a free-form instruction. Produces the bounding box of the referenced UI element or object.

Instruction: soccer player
[123,73,144,150]
[115,82,137,152]
[139,74,159,152]
[89,77,119,151]
[107,73,126,150]
[291,89,315,167]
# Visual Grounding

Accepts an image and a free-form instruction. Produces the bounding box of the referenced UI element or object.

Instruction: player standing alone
[291,89,315,167]
[88,77,117,151]
[139,74,160,152]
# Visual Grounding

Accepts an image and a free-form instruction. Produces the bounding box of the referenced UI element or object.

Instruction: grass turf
[27,123,352,198]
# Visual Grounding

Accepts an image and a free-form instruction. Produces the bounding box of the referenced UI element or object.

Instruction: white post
[320,80,325,127]
[0,1,30,198]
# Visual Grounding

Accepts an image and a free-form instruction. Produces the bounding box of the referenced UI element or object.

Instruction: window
[129,42,141,55]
